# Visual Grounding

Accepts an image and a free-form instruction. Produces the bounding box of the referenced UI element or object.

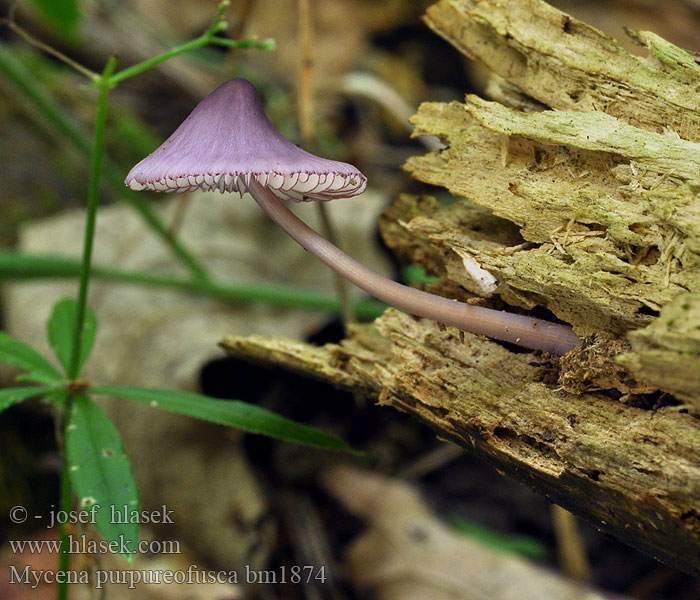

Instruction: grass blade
[92,385,359,454]
[29,0,82,42]
[448,515,548,560]
[0,248,388,320]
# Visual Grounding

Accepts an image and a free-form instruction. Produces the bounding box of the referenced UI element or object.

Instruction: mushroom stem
[247,180,581,355]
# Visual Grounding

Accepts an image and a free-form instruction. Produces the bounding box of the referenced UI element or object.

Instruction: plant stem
[248,180,582,355]
[107,0,273,86]
[0,45,210,281]
[0,1,273,282]
[56,418,73,600]
[68,58,117,380]
[0,249,388,320]
[109,36,273,86]
[2,20,99,81]
[58,58,117,600]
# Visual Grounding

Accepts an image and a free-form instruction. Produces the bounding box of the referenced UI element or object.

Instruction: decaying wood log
[422,0,700,140]
[404,0,700,402]
[401,98,700,336]
[222,0,700,576]
[221,312,700,576]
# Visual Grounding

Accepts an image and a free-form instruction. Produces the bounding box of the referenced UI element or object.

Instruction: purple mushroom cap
[125,78,367,202]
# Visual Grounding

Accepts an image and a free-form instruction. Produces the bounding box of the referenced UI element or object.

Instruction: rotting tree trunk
[222,0,700,576]
[221,313,700,576]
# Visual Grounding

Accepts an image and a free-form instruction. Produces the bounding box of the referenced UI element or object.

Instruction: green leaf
[0,332,63,384]
[92,385,359,454]
[66,394,139,562]
[448,515,548,560]
[29,0,82,42]
[48,299,97,376]
[0,386,53,413]
[43,389,68,406]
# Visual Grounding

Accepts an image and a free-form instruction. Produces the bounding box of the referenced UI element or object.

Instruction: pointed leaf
[48,299,97,376]
[0,332,63,384]
[0,386,53,413]
[29,0,82,42]
[92,385,358,454]
[66,394,139,562]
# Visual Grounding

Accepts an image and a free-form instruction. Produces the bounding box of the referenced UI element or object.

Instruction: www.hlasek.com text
[10,534,180,556]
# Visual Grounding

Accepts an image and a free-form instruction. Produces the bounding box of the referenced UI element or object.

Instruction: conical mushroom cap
[125,78,366,201]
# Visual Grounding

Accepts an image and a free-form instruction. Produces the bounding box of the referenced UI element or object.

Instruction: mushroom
[126,79,580,355]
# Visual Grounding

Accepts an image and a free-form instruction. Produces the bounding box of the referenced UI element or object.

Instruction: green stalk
[0,249,388,320]
[109,35,273,86]
[68,59,117,379]
[0,45,209,281]
[56,446,73,600]
[58,58,116,600]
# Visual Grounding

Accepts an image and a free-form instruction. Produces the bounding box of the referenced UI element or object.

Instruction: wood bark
[222,309,700,574]
[221,313,700,576]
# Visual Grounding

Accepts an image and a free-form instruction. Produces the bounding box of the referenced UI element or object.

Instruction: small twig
[551,504,591,581]
[398,442,465,480]
[298,0,355,328]
[0,16,99,82]
[298,0,314,147]
[314,204,356,326]
[231,0,255,40]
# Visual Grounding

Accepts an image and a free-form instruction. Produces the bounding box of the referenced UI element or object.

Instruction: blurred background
[1,0,700,598]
